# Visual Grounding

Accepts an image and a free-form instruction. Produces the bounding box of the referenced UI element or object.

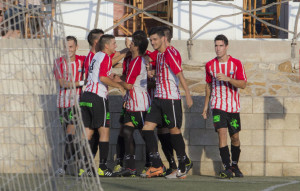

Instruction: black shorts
[212,109,241,136]
[119,105,126,124]
[145,98,182,129]
[58,106,77,126]
[123,110,146,129]
[80,92,110,129]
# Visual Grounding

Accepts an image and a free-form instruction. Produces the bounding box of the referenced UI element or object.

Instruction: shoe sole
[219,173,233,179]
[177,175,187,179]
[145,172,164,178]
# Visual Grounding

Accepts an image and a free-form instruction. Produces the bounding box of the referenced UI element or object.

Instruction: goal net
[0,1,102,190]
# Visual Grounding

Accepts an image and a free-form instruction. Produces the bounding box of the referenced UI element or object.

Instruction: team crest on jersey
[78,68,82,72]
[230,70,234,75]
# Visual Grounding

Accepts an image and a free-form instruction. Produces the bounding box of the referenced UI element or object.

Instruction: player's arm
[112,37,131,67]
[58,79,85,88]
[202,83,211,120]
[177,72,193,108]
[118,81,133,90]
[216,73,246,89]
[100,76,125,94]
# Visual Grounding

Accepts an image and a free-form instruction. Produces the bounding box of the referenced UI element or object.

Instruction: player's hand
[113,75,122,83]
[119,86,126,95]
[216,73,230,82]
[202,108,208,119]
[125,37,131,49]
[186,95,193,108]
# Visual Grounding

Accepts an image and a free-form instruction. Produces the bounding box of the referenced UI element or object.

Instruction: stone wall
[106,96,300,176]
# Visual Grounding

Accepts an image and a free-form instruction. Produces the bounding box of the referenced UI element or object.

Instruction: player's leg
[213,109,233,179]
[228,113,243,177]
[90,129,100,158]
[163,99,191,179]
[116,122,136,177]
[96,98,116,177]
[157,127,177,175]
[114,106,126,172]
[141,99,164,178]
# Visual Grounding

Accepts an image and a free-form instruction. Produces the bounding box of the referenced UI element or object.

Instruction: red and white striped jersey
[122,56,150,111]
[84,51,116,79]
[83,51,95,79]
[205,56,247,113]
[84,51,112,99]
[53,55,85,108]
[155,46,182,100]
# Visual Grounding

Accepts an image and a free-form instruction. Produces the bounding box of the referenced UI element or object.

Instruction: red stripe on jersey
[205,56,246,113]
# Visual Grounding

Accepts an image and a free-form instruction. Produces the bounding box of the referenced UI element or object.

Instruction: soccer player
[84,29,131,160]
[141,27,193,179]
[79,34,124,177]
[53,36,86,176]
[202,34,247,179]
[83,29,104,159]
[115,31,150,177]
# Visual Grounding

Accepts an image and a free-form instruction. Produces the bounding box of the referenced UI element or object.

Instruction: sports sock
[123,126,136,169]
[157,133,177,169]
[170,134,187,172]
[90,131,100,157]
[142,130,162,168]
[219,146,231,170]
[116,135,125,166]
[124,154,136,170]
[99,142,109,169]
[63,134,75,170]
[231,145,241,166]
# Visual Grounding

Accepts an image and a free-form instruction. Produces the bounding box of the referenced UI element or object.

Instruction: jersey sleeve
[53,58,64,80]
[99,55,111,77]
[164,49,182,75]
[126,57,142,84]
[235,60,247,81]
[149,50,158,67]
[205,62,212,83]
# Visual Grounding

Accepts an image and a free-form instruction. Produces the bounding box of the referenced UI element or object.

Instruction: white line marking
[262,180,300,191]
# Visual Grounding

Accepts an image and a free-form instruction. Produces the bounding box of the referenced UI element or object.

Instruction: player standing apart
[141,27,193,179]
[79,35,124,177]
[202,34,247,179]
[53,36,86,176]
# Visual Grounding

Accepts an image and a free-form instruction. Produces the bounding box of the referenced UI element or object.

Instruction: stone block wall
[105,96,300,176]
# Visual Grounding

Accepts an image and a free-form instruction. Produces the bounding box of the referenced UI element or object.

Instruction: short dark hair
[148,26,165,38]
[133,30,147,39]
[66,36,77,46]
[132,34,149,55]
[214,34,229,46]
[87,29,104,46]
[160,26,172,43]
[96,34,115,52]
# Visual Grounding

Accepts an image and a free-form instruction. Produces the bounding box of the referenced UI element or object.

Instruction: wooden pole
[94,0,102,29]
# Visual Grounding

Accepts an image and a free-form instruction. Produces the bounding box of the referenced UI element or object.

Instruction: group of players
[54,26,247,180]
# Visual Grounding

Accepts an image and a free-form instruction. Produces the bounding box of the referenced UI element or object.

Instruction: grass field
[99,176,300,191]
[1,174,299,191]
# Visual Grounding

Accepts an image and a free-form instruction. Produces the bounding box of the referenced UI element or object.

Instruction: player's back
[85,51,112,99]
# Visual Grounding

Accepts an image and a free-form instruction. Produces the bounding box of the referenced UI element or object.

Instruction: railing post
[187,0,193,60]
